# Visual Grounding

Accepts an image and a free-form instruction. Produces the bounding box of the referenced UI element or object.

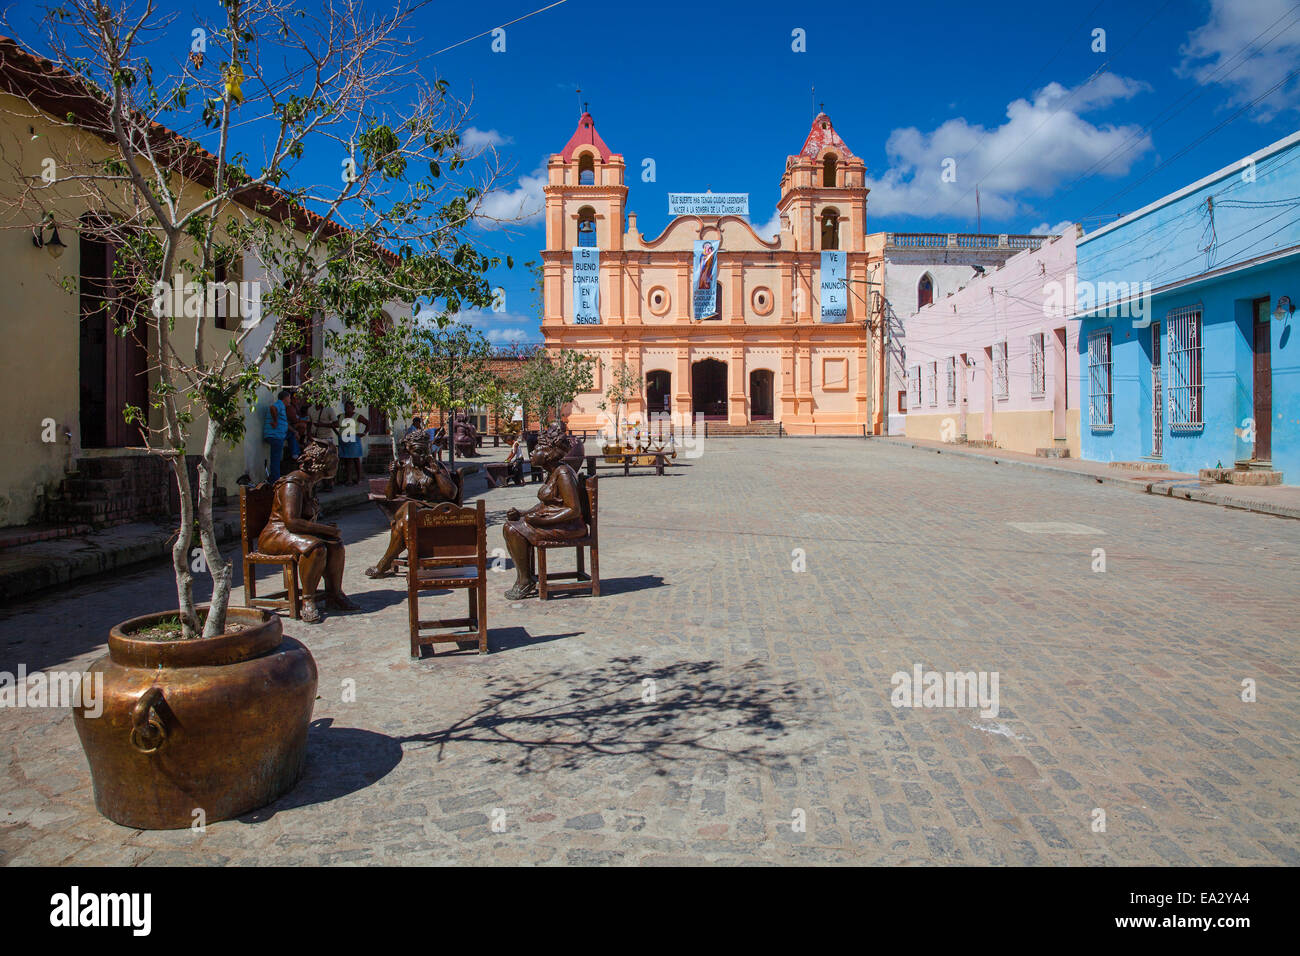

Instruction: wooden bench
[583,452,670,477]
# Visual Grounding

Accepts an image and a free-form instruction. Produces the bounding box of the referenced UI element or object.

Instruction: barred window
[945,356,956,405]
[1167,306,1203,429]
[994,341,1009,399]
[1029,332,1045,397]
[927,361,938,406]
[910,365,921,408]
[1088,329,1113,429]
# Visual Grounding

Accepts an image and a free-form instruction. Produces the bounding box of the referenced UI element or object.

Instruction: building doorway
[1253,297,1272,461]
[282,313,319,388]
[982,346,994,440]
[1150,322,1163,458]
[749,369,774,420]
[1052,328,1068,440]
[691,359,728,419]
[79,226,149,448]
[646,370,671,414]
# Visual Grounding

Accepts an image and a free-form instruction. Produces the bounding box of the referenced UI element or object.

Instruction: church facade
[540,111,880,435]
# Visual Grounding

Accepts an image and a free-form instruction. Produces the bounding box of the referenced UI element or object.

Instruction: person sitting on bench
[505,435,529,485]
[501,424,589,600]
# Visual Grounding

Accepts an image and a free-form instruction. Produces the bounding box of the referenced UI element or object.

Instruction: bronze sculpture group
[247,421,595,626]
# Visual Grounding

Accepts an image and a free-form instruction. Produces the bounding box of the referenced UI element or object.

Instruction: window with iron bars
[1029,332,1045,397]
[1166,305,1203,429]
[927,361,938,407]
[945,356,957,405]
[994,341,1009,399]
[910,365,921,409]
[1088,328,1113,429]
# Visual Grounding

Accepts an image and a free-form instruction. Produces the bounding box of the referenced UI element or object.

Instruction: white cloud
[864,74,1153,222]
[1031,220,1074,236]
[475,162,546,229]
[747,208,783,240]
[1178,0,1300,122]
[461,126,512,153]
[448,308,539,346]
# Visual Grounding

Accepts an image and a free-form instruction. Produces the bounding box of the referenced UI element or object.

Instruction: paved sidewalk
[887,437,1300,519]
[1,439,1296,866]
[0,460,493,603]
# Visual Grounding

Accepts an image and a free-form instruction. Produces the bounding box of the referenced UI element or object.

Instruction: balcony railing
[885,232,1050,251]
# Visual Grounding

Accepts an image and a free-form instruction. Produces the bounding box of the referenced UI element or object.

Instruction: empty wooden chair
[405,499,488,658]
[239,483,302,619]
[533,475,599,600]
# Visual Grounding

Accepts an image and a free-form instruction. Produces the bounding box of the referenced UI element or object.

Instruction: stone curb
[885,439,1300,520]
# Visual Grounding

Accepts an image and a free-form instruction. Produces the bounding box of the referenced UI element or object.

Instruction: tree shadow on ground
[239,717,403,822]
[401,655,810,775]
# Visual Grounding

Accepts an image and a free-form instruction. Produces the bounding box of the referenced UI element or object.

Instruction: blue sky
[418,0,1300,344]
[10,0,1300,344]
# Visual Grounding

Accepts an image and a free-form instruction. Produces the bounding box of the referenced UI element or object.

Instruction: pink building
[903,228,1082,456]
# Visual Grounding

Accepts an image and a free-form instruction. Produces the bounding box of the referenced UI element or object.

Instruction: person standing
[339,400,369,486]
[263,389,290,481]
[309,402,340,491]
[284,392,308,459]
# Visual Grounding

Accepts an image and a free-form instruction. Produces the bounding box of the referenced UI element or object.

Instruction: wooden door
[1254,298,1272,461]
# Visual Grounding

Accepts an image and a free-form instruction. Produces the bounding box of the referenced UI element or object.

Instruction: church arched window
[918,273,934,309]
[823,153,838,187]
[578,153,595,185]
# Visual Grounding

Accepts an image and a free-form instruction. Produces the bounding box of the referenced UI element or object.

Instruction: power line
[1059,5,1300,197]
[1081,63,1300,220]
[431,1,569,57]
[931,0,1177,223]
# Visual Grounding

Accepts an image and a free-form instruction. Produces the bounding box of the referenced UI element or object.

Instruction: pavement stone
[0,439,1297,865]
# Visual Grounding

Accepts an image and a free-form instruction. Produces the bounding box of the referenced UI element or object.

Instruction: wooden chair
[239,483,302,620]
[531,475,599,600]
[405,499,488,658]
[369,470,465,573]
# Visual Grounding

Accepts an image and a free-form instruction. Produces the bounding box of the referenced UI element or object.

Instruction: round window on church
[751,286,774,316]
[647,285,671,316]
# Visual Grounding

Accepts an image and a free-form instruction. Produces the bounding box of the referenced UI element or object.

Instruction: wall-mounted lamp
[32,217,67,259]
[1273,295,1294,321]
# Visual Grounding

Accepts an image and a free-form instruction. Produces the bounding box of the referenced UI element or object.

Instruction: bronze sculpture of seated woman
[502,424,590,600]
[257,440,359,623]
[452,414,479,458]
[365,429,462,578]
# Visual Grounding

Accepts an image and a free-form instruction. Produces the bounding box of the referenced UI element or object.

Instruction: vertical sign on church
[573,247,600,324]
[820,250,848,322]
[692,240,720,319]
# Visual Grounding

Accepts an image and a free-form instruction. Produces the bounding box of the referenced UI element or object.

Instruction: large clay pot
[73,606,317,830]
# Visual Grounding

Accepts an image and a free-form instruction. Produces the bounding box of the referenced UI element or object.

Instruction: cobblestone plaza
[1,440,1296,865]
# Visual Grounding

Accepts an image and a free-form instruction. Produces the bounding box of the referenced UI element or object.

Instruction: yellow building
[541,111,881,435]
[0,35,394,529]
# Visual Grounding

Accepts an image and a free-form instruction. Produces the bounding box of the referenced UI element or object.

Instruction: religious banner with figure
[820,250,848,322]
[692,240,720,320]
[573,247,600,324]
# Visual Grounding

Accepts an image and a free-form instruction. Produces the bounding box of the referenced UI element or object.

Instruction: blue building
[1075,132,1300,482]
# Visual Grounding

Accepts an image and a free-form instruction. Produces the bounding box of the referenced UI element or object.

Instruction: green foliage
[597,361,642,431]
[518,347,596,426]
